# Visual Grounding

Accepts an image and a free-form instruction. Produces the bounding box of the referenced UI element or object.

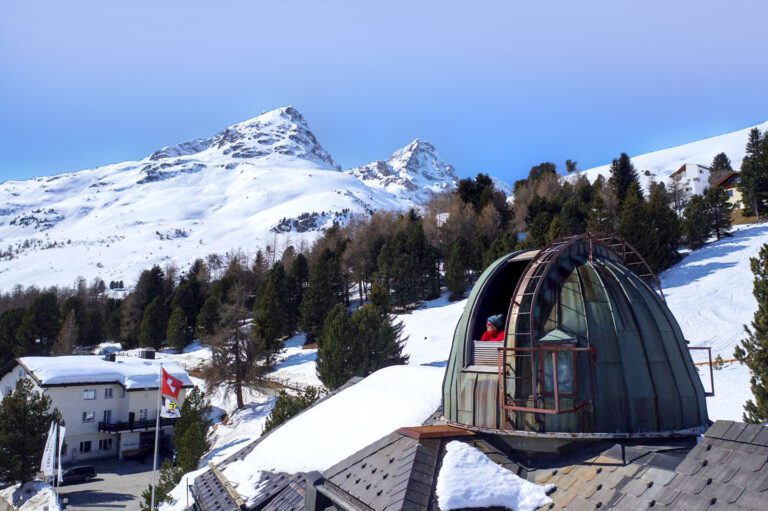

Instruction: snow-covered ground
[661,223,768,421]
[0,482,59,511]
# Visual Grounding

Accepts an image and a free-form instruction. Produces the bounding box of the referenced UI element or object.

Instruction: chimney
[138,348,156,360]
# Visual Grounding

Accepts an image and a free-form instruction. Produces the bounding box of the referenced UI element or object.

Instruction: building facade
[0,353,192,463]
[669,163,711,196]
[711,170,743,209]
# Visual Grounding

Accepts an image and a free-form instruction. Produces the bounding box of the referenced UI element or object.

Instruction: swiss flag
[160,368,182,400]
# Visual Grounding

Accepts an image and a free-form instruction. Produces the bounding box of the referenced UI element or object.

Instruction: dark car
[61,465,97,485]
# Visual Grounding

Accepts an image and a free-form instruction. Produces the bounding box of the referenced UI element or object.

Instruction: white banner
[160,397,181,418]
[57,424,66,483]
[40,421,56,478]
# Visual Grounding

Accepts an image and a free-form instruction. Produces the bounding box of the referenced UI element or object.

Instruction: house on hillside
[0,351,192,463]
[669,163,711,196]
[711,170,743,209]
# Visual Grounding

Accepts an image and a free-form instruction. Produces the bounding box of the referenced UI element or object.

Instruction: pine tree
[316,304,408,390]
[735,244,768,423]
[682,195,712,249]
[175,388,212,472]
[705,186,733,240]
[252,264,288,369]
[263,387,321,434]
[739,128,768,219]
[0,379,58,483]
[316,305,356,389]
[285,253,309,333]
[445,240,468,300]
[609,153,642,204]
[196,297,220,337]
[139,297,169,349]
[166,306,189,351]
[565,159,578,173]
[140,460,183,511]
[353,304,408,376]
[53,309,78,355]
[300,249,345,342]
[709,152,733,186]
[0,309,24,365]
[369,280,391,314]
[643,182,681,271]
[16,292,59,355]
[617,182,656,268]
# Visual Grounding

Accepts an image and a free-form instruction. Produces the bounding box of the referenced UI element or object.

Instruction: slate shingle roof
[536,420,768,510]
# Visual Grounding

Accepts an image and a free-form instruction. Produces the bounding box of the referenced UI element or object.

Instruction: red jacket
[481,330,504,342]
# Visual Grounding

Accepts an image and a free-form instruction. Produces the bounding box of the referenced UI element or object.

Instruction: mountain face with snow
[0,107,460,290]
[348,139,459,204]
[572,119,768,189]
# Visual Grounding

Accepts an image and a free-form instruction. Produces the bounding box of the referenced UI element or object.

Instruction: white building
[670,163,711,196]
[0,352,192,463]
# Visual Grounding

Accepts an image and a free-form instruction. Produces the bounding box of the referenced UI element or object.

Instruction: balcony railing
[98,417,177,433]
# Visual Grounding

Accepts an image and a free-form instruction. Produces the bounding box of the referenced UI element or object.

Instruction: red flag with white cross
[160,368,182,400]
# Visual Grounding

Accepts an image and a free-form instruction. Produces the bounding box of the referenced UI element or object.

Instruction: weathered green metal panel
[594,263,659,432]
[473,373,500,429]
[577,263,629,433]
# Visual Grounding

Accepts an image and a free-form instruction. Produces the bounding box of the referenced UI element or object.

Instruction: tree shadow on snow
[275,351,316,369]
[662,261,739,288]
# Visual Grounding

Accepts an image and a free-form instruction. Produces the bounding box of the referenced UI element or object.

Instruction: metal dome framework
[441,233,711,441]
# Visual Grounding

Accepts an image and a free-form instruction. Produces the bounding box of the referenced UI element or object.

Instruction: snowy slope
[660,223,768,421]
[347,139,458,204]
[572,120,768,190]
[0,107,460,291]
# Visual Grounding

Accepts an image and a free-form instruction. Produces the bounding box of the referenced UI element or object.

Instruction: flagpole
[150,363,162,511]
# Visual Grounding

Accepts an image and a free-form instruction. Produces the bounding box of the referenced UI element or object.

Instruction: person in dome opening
[480,314,505,342]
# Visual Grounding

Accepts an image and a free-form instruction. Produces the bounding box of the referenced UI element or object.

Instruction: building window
[98,438,113,451]
[104,388,113,399]
[2,386,10,397]
[79,441,92,453]
[82,411,95,423]
[103,410,112,423]
[139,409,148,421]
[83,389,96,400]
[17,369,23,378]
[727,190,734,197]
[121,389,127,398]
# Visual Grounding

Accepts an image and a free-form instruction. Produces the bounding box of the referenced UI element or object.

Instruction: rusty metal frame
[497,345,596,427]
[687,346,715,397]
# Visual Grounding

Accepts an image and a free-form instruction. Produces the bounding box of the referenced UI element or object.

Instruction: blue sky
[1,0,766,183]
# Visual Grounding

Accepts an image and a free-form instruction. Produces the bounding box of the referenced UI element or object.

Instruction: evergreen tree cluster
[316,303,409,389]
[739,128,768,219]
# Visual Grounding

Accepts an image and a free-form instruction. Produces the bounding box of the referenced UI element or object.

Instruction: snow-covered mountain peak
[149,106,339,170]
[347,139,458,204]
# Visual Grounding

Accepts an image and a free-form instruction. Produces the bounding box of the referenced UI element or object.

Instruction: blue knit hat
[487,314,504,329]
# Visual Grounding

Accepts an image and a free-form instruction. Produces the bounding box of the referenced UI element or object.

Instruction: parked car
[61,465,97,485]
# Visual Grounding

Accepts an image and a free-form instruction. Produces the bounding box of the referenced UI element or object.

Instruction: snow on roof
[436,441,553,511]
[220,364,444,504]
[17,355,193,390]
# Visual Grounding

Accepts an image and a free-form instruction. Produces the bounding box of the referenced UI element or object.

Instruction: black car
[61,465,97,485]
